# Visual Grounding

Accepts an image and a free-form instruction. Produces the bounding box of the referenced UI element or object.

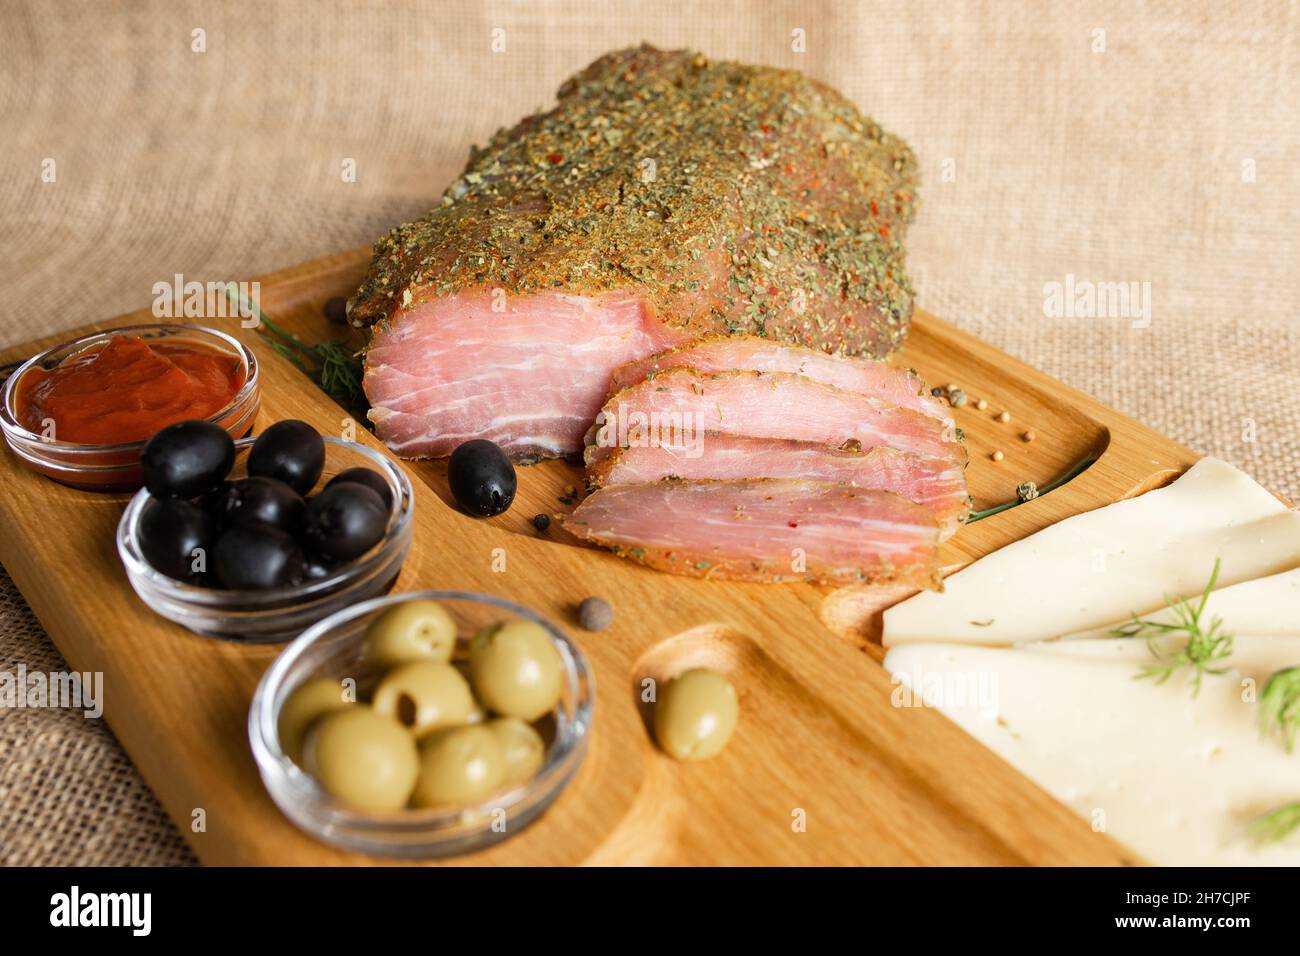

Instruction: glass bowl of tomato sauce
[1,323,260,491]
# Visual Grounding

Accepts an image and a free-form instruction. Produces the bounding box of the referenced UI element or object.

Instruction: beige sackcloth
[1,1,1297,865]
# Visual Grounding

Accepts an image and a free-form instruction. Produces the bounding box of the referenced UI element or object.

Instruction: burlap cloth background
[1,1,1296,865]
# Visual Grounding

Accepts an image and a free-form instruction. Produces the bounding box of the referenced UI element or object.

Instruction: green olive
[362,600,457,668]
[653,668,739,762]
[486,717,545,786]
[303,708,418,813]
[278,677,353,766]
[371,661,476,738]
[411,724,506,808]
[468,620,563,721]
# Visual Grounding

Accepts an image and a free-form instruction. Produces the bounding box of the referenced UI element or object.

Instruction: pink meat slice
[364,290,683,459]
[586,368,965,465]
[563,478,941,586]
[609,336,951,425]
[587,437,969,538]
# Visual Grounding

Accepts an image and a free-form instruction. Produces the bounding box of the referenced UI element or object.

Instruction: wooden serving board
[0,248,1200,866]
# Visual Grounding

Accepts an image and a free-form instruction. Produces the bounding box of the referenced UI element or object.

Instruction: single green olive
[653,668,739,762]
[362,600,457,668]
[486,717,546,786]
[411,724,506,808]
[303,708,418,813]
[278,677,353,766]
[371,661,476,738]
[468,619,563,721]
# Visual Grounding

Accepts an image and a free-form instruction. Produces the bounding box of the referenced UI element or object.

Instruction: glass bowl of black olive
[249,591,593,858]
[117,419,414,643]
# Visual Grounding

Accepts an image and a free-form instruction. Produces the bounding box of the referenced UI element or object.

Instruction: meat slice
[364,291,680,459]
[563,479,941,586]
[349,45,919,460]
[587,437,969,538]
[587,368,964,464]
[609,336,950,425]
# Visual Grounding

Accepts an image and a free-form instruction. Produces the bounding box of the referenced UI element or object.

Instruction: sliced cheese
[884,641,1300,866]
[1025,634,1300,673]
[883,458,1300,646]
[1061,567,1300,641]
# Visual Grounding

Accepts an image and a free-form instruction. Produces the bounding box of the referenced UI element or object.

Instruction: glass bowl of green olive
[249,591,593,858]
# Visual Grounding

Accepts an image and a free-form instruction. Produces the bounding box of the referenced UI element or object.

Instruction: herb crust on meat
[349,44,919,359]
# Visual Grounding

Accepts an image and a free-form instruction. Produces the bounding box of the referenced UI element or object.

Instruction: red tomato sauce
[17,336,245,444]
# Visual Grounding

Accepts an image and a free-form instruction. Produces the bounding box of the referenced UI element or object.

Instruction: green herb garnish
[1246,801,1300,846]
[967,455,1094,523]
[224,284,369,422]
[1259,666,1300,753]
[1112,558,1233,696]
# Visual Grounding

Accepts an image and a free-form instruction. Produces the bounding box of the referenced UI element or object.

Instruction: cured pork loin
[587,438,969,538]
[563,479,942,586]
[586,368,964,464]
[364,292,678,458]
[608,336,950,425]
[352,45,918,460]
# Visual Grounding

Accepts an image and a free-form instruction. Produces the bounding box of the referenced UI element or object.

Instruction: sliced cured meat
[586,368,964,465]
[350,45,920,461]
[586,437,969,538]
[609,336,950,425]
[563,478,941,586]
[364,291,681,459]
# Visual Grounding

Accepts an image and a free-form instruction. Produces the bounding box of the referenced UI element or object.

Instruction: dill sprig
[1246,801,1300,846]
[1259,666,1300,754]
[223,284,369,422]
[1112,558,1233,696]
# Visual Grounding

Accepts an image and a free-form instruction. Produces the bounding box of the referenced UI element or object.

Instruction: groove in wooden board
[0,246,1198,865]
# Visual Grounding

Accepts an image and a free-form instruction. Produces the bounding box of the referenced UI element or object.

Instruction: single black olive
[448,439,516,517]
[247,420,325,495]
[210,476,306,533]
[212,524,306,589]
[303,483,388,561]
[324,466,393,509]
[323,296,348,325]
[532,513,551,532]
[138,497,214,582]
[140,420,235,499]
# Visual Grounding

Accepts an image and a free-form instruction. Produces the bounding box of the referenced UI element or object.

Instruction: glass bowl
[117,436,413,643]
[1,323,260,491]
[249,591,594,858]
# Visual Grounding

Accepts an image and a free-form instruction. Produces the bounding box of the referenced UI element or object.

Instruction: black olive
[140,420,235,499]
[303,483,388,561]
[209,476,306,533]
[247,420,325,495]
[212,524,305,589]
[532,513,551,532]
[323,296,349,325]
[324,466,393,509]
[200,480,237,520]
[448,439,516,517]
[139,497,214,582]
[301,552,336,580]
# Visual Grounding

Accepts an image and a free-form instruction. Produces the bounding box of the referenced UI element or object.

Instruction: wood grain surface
[0,248,1200,865]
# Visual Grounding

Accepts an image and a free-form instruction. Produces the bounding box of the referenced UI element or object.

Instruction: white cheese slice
[884,641,1300,866]
[1060,567,1300,641]
[1025,634,1300,673]
[883,458,1300,646]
